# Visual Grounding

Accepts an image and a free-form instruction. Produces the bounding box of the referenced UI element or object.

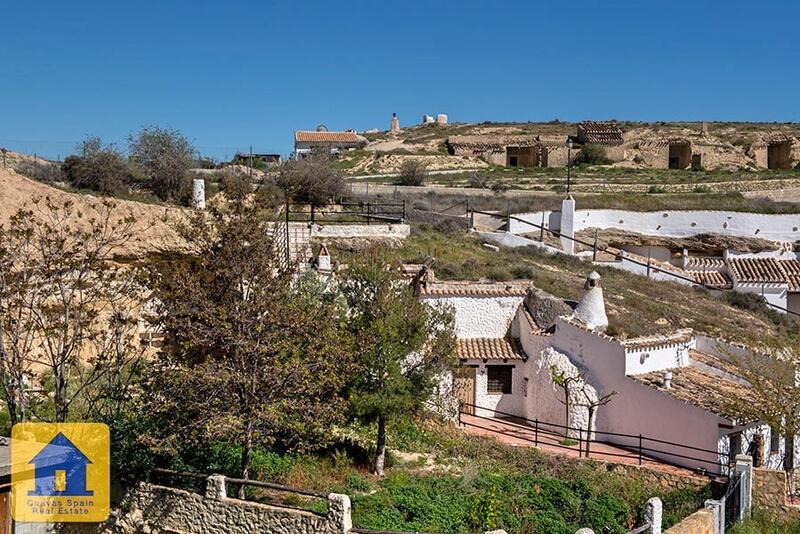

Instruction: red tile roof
[458,337,526,361]
[294,131,361,143]
[728,257,800,289]
[577,121,624,145]
[420,281,531,298]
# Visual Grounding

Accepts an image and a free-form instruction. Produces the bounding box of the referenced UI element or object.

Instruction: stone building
[293,128,367,159]
[751,132,795,169]
[576,121,625,162]
[636,137,693,169]
[446,135,541,167]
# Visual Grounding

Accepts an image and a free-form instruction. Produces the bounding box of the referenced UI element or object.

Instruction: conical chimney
[572,271,608,332]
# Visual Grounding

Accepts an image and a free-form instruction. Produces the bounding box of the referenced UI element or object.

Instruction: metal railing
[287,200,406,225]
[469,208,800,318]
[149,468,329,514]
[458,402,730,477]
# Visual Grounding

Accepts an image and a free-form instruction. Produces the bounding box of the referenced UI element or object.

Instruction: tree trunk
[55,363,68,423]
[238,428,253,499]
[374,416,387,476]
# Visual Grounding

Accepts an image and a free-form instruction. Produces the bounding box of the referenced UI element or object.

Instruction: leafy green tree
[128,125,195,202]
[147,191,353,493]
[340,250,456,475]
[276,152,346,206]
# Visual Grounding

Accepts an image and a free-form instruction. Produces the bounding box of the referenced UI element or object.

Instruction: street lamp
[566,139,574,193]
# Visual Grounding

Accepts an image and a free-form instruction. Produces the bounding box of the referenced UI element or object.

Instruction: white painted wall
[467,359,527,418]
[310,223,410,239]
[511,209,800,243]
[547,319,728,473]
[623,340,694,376]
[426,296,524,338]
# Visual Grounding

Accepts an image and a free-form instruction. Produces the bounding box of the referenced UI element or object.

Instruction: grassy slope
[330,226,796,342]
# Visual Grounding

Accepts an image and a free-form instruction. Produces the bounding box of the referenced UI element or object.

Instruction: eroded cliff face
[0,167,193,260]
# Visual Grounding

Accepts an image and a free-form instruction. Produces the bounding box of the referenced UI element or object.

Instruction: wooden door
[453,366,476,415]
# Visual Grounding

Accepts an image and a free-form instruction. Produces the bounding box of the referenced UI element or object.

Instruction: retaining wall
[664,507,715,534]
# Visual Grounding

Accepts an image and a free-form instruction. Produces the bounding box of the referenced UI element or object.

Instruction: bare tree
[550,365,582,438]
[129,126,195,202]
[579,386,617,458]
[0,197,143,423]
[724,343,800,473]
[276,152,346,206]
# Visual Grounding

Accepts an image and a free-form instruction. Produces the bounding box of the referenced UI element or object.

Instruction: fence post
[534,419,539,446]
[592,229,598,262]
[644,497,663,534]
[540,211,545,243]
[402,199,406,223]
[735,455,753,521]
[328,493,352,534]
[366,202,371,225]
[205,475,227,500]
[638,434,643,465]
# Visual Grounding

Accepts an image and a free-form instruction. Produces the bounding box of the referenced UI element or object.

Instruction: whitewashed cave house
[421,273,798,475]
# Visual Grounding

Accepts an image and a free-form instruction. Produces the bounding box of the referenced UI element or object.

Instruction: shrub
[490,180,510,194]
[14,159,66,184]
[580,144,612,165]
[220,171,252,200]
[129,125,195,202]
[397,159,428,186]
[276,154,346,206]
[62,137,131,194]
[647,185,666,194]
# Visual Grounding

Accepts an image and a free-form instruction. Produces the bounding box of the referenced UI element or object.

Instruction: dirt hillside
[0,167,190,259]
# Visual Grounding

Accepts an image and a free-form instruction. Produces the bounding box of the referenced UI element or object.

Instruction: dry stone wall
[752,467,800,518]
[86,480,351,534]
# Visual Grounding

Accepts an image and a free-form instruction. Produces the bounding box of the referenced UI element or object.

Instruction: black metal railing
[469,208,800,319]
[458,402,730,477]
[149,468,329,515]
[287,200,406,225]
[723,471,743,527]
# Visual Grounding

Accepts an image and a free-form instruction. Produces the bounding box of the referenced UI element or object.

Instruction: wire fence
[469,208,800,319]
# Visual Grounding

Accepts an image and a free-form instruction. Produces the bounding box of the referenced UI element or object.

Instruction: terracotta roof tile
[685,256,726,270]
[420,281,531,298]
[295,131,361,143]
[458,337,526,361]
[728,258,800,288]
[447,135,540,152]
[621,329,694,350]
[577,121,623,145]
[629,350,754,419]
[638,137,691,148]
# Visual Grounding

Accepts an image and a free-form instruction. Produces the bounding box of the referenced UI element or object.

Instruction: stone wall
[663,507,714,534]
[752,467,800,518]
[604,462,710,492]
[79,478,352,534]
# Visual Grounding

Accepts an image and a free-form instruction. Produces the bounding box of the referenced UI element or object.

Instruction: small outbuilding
[446,135,540,167]
[637,137,692,169]
[576,122,625,161]
[294,129,367,159]
[751,133,794,170]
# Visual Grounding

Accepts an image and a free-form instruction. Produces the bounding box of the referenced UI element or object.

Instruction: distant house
[750,133,795,170]
[726,254,800,314]
[231,153,281,167]
[294,128,367,159]
[446,135,542,167]
[576,121,625,161]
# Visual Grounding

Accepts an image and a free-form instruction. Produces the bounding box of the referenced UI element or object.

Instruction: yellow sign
[11,423,110,522]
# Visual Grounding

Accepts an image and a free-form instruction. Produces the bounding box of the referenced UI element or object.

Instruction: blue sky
[1,0,798,161]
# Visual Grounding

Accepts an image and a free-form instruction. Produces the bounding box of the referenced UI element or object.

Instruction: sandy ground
[0,168,191,259]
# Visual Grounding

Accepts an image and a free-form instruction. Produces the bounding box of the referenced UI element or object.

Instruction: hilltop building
[751,133,795,170]
[636,137,693,169]
[446,135,541,167]
[293,126,367,159]
[576,121,625,162]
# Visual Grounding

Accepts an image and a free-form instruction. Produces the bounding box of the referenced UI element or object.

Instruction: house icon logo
[11,423,110,523]
[28,432,94,497]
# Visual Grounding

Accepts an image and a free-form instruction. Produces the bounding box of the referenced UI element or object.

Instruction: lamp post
[566,139,573,193]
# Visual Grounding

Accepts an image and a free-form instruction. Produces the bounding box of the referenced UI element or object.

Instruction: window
[770,426,781,454]
[487,366,513,394]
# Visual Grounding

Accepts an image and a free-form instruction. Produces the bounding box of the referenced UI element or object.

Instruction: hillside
[0,167,190,259]
[340,120,800,176]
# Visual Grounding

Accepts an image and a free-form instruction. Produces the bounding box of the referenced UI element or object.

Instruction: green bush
[580,144,612,165]
[397,159,428,186]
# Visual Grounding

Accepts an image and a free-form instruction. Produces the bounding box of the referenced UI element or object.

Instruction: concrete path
[460,414,707,480]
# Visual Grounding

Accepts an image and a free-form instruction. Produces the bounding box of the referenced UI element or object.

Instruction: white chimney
[663,370,673,389]
[572,271,609,332]
[192,178,206,210]
[317,244,331,272]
